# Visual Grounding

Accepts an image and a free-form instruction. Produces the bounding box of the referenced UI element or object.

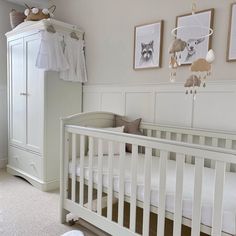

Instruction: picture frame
[227,3,236,62]
[175,9,214,66]
[133,21,163,70]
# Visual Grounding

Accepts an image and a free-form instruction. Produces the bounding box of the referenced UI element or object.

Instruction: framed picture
[134,21,163,70]
[227,3,236,62]
[176,9,214,65]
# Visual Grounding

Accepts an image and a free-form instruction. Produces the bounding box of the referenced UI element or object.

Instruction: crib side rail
[140,122,236,171]
[61,124,236,236]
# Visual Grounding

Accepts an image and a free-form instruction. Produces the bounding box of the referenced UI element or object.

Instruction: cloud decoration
[191,58,211,72]
[169,39,187,54]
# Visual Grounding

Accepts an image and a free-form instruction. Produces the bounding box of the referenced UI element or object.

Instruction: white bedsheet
[69,153,236,235]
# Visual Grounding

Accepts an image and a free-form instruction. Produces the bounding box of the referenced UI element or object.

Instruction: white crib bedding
[68,153,236,235]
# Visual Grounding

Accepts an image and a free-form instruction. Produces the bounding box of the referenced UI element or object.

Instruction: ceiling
[5,0,49,8]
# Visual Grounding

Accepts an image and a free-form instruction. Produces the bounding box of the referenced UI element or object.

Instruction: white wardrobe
[6,20,83,191]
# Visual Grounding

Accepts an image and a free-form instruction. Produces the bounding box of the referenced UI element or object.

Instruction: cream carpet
[0,169,96,236]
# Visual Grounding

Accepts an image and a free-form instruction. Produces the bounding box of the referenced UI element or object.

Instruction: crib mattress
[68,153,236,235]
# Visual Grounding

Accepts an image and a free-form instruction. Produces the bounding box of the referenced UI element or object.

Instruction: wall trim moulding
[83,81,236,132]
[84,79,236,89]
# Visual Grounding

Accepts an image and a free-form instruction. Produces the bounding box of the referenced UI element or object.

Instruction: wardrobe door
[24,33,44,153]
[8,38,26,147]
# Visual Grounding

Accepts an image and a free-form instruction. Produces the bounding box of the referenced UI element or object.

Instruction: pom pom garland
[32,8,39,14]
[24,8,30,16]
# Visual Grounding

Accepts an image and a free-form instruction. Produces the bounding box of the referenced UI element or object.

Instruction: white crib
[60,112,236,236]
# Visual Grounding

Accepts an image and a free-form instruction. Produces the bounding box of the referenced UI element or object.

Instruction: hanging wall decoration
[169,1,215,96]
[134,21,163,70]
[175,8,214,66]
[227,3,236,62]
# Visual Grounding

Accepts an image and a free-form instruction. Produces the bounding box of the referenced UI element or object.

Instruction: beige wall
[0,0,23,166]
[53,0,235,85]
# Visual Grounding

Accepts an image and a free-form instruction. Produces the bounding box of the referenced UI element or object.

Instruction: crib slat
[211,138,218,168]
[79,135,85,206]
[143,147,152,236]
[191,157,204,236]
[176,133,182,142]
[186,135,193,164]
[199,136,205,145]
[64,131,70,200]
[212,161,226,236]
[118,143,126,226]
[71,133,77,202]
[157,150,168,236]
[107,141,114,221]
[88,137,94,210]
[130,144,138,232]
[156,130,161,139]
[166,131,171,140]
[225,140,232,172]
[97,139,103,215]
[155,130,161,156]
[173,153,185,236]
[147,129,152,137]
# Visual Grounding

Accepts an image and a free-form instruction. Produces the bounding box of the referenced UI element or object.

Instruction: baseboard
[7,165,59,191]
[0,159,7,169]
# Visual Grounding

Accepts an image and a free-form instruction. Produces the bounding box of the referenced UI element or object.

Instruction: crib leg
[60,208,70,224]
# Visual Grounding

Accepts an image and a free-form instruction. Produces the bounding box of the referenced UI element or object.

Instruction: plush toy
[24,4,56,21]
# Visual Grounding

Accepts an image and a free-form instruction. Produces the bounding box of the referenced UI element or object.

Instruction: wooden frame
[175,8,214,66]
[227,3,236,62]
[133,20,163,70]
[60,111,236,236]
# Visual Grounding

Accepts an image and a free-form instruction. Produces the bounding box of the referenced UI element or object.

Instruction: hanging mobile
[169,0,215,96]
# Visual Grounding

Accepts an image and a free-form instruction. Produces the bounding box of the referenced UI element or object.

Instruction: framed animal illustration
[134,21,163,70]
[176,9,214,65]
[227,3,236,62]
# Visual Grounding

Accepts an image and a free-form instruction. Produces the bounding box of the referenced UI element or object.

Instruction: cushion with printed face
[115,115,142,152]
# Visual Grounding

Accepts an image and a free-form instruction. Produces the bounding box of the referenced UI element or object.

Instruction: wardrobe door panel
[25,34,44,153]
[9,38,26,147]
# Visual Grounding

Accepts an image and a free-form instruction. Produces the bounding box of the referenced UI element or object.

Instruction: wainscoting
[83,80,236,132]
[0,87,7,168]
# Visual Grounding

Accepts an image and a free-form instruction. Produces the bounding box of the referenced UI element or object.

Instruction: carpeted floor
[0,169,96,236]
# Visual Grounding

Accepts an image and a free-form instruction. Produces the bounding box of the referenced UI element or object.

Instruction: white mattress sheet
[69,153,236,235]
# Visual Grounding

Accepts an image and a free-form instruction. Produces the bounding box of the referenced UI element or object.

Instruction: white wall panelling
[83,81,236,132]
[0,87,7,168]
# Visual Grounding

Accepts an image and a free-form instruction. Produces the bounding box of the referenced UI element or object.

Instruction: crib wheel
[68,219,76,226]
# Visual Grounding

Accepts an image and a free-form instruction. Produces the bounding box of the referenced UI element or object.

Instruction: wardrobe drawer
[8,146,43,179]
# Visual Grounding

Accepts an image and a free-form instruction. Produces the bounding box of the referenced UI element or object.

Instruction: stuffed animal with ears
[24,4,56,21]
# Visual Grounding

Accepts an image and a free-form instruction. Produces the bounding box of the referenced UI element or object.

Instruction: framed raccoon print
[134,21,163,70]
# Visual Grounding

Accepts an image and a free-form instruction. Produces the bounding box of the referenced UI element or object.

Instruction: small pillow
[115,115,142,152]
[92,126,124,156]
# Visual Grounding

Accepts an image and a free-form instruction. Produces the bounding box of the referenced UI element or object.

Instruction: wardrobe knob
[20,92,27,96]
